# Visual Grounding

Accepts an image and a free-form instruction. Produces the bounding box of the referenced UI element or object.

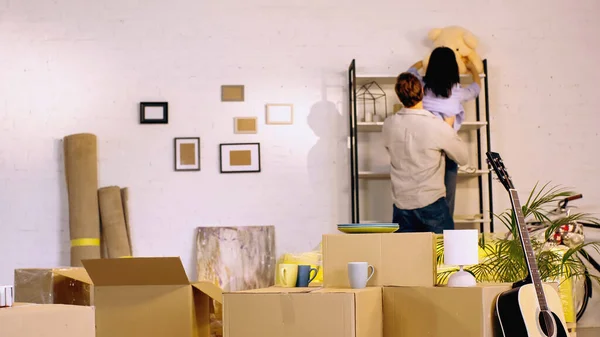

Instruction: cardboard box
[223,287,382,337]
[14,268,93,305]
[0,303,95,337]
[323,233,436,287]
[383,284,509,337]
[383,283,561,337]
[56,257,222,337]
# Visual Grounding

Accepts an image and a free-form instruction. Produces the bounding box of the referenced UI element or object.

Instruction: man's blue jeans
[445,155,458,218]
[393,197,455,234]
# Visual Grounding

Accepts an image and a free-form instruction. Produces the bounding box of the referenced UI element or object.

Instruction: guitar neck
[509,189,549,311]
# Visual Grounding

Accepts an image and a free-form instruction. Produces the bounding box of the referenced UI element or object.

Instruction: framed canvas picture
[195,225,275,334]
[219,143,260,173]
[174,137,200,171]
[140,102,168,124]
[196,225,276,292]
[265,103,293,125]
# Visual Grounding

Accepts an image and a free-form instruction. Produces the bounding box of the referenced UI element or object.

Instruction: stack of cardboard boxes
[6,234,569,337]
[223,233,515,337]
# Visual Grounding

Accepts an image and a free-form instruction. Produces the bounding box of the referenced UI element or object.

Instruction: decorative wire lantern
[356,81,388,122]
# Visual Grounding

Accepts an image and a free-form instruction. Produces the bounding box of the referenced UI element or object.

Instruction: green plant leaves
[437,182,600,286]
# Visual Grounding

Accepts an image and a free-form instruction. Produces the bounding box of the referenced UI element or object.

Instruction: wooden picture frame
[174,137,200,171]
[140,102,168,124]
[265,104,293,125]
[221,85,245,102]
[219,143,261,173]
[234,117,258,134]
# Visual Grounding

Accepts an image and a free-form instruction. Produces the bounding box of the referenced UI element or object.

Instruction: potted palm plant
[436,183,600,321]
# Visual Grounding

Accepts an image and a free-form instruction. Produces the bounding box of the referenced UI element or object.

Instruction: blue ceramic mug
[295,265,318,287]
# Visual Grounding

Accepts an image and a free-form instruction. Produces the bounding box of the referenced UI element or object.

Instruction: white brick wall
[1,0,599,305]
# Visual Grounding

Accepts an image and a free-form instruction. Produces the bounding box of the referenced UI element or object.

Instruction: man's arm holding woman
[437,122,469,166]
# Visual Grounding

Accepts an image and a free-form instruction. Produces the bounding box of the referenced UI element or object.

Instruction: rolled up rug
[98,186,131,258]
[120,187,133,253]
[63,133,101,266]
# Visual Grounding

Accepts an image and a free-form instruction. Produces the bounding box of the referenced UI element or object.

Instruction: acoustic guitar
[486,151,569,337]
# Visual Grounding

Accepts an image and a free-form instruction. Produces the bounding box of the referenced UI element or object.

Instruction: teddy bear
[423,26,484,74]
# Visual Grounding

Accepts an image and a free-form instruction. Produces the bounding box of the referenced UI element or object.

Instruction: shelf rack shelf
[357,121,487,132]
[358,169,489,180]
[453,213,491,224]
[355,73,486,85]
[348,59,495,232]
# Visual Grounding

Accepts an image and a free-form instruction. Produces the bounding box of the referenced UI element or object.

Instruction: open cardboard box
[55,257,222,337]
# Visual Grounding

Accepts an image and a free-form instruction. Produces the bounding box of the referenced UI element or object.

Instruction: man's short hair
[395,72,423,108]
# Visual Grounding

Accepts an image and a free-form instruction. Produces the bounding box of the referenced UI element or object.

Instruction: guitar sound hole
[538,311,555,337]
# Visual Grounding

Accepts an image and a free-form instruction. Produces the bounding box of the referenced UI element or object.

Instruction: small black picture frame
[140,102,168,124]
[219,143,261,174]
[174,137,201,171]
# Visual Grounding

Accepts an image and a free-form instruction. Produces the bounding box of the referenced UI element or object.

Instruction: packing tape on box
[71,238,101,247]
[0,285,14,307]
[280,294,295,326]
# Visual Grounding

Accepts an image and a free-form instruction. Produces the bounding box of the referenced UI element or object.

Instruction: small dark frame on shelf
[140,102,168,124]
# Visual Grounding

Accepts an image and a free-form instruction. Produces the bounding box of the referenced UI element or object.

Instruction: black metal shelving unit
[347,59,495,233]
[348,59,360,223]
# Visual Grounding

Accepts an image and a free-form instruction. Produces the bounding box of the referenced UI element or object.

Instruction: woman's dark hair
[423,47,460,98]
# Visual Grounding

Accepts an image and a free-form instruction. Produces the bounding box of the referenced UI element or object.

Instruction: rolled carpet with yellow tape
[63,133,101,266]
[98,186,132,258]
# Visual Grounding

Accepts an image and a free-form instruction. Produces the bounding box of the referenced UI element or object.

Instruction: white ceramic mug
[348,262,375,289]
[0,285,14,307]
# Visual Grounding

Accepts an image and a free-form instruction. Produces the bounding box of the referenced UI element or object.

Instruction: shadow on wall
[306,74,349,225]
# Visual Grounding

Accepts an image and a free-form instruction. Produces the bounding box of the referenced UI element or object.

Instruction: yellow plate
[337,225,399,234]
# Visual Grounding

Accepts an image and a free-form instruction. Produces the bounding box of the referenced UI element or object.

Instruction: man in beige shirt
[382,72,468,233]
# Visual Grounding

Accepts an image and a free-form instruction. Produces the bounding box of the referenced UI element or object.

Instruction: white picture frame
[174,137,200,171]
[265,104,293,125]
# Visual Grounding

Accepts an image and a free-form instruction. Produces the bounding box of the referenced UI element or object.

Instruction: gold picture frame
[221,85,245,102]
[234,117,258,134]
